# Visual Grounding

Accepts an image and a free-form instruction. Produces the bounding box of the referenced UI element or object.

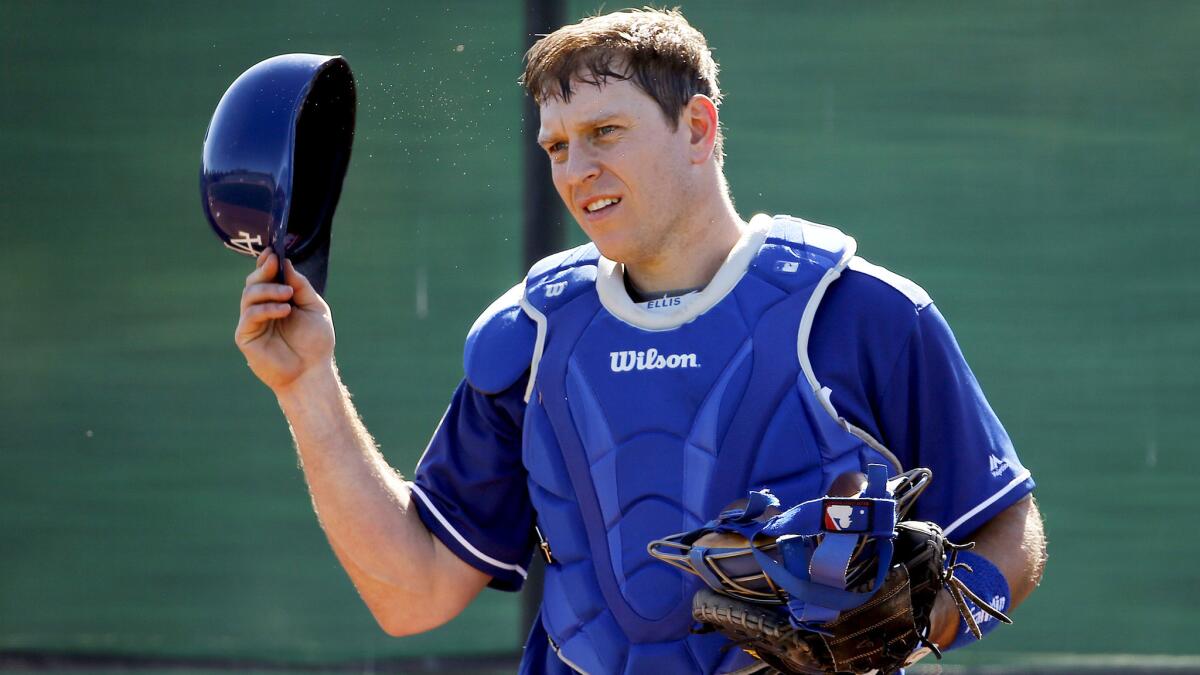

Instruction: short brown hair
[521,7,724,161]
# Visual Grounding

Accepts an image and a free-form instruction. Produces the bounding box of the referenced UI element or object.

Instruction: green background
[2,0,1198,670]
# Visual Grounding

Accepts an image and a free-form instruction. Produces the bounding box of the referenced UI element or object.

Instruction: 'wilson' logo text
[610,348,700,372]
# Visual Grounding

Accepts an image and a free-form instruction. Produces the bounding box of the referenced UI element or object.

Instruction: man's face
[537,78,695,266]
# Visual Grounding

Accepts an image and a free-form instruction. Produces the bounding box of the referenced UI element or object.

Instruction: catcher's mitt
[648,466,1011,674]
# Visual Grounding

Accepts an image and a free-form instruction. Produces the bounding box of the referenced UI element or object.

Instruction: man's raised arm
[235,249,489,635]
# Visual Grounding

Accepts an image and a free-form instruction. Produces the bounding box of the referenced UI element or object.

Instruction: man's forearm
[275,362,437,587]
[930,495,1047,647]
[273,361,488,633]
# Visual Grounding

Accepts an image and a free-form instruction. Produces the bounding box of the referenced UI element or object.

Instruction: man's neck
[622,201,745,298]
[623,275,701,303]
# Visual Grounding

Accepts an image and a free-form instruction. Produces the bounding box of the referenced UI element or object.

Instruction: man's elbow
[360,560,492,638]
[363,584,472,637]
[329,530,492,637]
[373,606,454,638]
[964,494,1047,609]
[1018,496,1049,601]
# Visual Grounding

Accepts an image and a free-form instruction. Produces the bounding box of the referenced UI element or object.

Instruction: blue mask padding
[718,489,780,524]
[716,465,900,624]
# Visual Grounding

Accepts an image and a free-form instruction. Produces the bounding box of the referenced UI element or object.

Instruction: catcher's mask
[200,53,356,296]
[648,467,931,623]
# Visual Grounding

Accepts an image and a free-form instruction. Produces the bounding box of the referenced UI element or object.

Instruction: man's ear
[684,94,719,164]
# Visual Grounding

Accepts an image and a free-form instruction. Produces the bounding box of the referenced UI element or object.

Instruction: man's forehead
[536,78,648,137]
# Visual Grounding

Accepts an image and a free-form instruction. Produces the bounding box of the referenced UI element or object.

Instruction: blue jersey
[410,215,1033,673]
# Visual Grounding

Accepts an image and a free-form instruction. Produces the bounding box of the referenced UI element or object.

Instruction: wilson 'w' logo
[609,348,700,372]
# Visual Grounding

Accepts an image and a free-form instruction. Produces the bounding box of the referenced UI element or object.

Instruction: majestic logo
[989,455,1011,478]
[226,230,264,255]
[545,281,568,298]
[609,348,700,372]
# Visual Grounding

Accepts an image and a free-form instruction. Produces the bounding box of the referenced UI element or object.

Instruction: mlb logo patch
[823,499,871,533]
[774,260,800,273]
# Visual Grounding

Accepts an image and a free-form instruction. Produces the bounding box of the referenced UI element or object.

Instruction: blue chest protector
[513,216,901,675]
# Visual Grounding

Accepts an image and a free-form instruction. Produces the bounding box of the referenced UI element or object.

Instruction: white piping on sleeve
[407,482,529,579]
[847,256,932,309]
[519,296,548,403]
[942,468,1033,537]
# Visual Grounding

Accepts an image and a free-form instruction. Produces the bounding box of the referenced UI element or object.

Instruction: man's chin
[591,240,638,265]
[580,230,617,258]
[582,226,650,266]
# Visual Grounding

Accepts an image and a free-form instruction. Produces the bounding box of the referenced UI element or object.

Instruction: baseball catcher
[649,466,1011,674]
[225,9,1046,674]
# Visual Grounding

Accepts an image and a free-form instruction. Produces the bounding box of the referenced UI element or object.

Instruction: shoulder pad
[463,282,537,395]
[749,215,857,292]
[527,242,600,283]
[523,243,601,317]
[764,215,853,260]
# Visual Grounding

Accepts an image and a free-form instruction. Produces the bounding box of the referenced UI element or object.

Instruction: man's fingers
[235,302,293,341]
[283,258,323,308]
[246,251,280,286]
[246,302,293,320]
[241,282,294,312]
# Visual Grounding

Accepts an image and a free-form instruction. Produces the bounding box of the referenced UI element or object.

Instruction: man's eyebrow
[576,113,621,129]
[537,113,623,144]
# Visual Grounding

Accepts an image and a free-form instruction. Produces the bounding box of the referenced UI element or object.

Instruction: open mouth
[584,197,621,214]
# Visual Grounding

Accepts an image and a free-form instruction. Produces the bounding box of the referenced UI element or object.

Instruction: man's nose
[564,146,601,187]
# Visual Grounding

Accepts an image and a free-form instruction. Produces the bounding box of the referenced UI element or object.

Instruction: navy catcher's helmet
[200,53,356,295]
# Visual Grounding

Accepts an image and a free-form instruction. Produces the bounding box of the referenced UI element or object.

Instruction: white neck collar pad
[595,213,773,331]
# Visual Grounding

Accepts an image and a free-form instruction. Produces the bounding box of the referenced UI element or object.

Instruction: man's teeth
[586,197,620,213]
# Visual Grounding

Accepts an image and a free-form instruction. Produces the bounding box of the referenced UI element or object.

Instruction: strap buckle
[535,525,555,564]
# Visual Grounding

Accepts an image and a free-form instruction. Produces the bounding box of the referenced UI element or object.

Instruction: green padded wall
[1,1,1196,669]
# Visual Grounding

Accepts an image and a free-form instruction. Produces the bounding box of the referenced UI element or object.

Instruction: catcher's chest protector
[519,216,898,675]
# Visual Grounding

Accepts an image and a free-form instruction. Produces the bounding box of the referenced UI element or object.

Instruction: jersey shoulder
[819,255,934,328]
[844,256,932,310]
[813,255,934,352]
[463,282,536,395]
[809,256,936,457]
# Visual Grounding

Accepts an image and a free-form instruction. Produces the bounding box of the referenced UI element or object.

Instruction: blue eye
[597,125,617,136]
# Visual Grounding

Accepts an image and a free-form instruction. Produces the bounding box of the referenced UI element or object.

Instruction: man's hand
[235,249,335,392]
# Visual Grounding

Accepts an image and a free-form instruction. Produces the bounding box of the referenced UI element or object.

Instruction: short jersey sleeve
[409,376,535,591]
[812,262,1035,539]
[876,303,1034,536]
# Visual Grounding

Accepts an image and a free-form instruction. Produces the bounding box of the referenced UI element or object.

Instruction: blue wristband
[944,550,1010,651]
